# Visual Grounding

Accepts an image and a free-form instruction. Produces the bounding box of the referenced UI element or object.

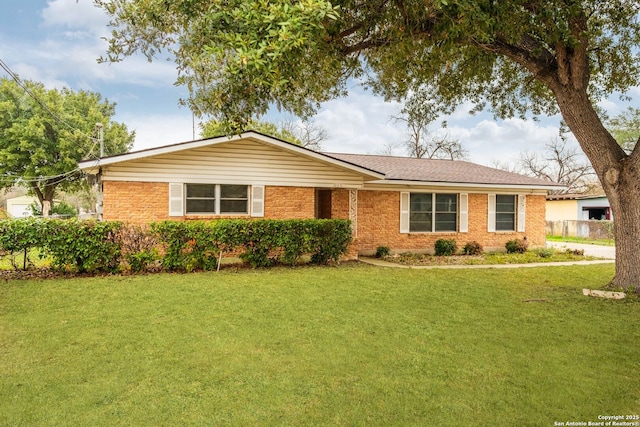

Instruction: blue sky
[0,0,636,166]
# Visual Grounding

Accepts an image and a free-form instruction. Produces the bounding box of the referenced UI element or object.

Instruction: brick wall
[103,182,316,224]
[354,191,547,255]
[103,181,171,224]
[102,182,547,255]
[264,186,316,219]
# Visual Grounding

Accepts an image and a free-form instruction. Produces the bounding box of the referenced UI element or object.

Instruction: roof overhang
[364,179,565,192]
[78,131,385,180]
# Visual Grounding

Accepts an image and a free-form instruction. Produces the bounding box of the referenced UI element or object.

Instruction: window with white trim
[408,193,458,232]
[488,194,526,232]
[220,185,249,214]
[495,194,516,231]
[186,184,216,214]
[183,184,249,215]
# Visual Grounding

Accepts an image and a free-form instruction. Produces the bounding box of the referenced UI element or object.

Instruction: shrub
[116,224,159,273]
[0,218,354,274]
[505,238,529,254]
[150,221,220,272]
[152,219,353,269]
[534,247,555,258]
[30,201,78,217]
[0,218,47,270]
[308,219,353,265]
[434,239,457,256]
[41,220,123,273]
[375,246,391,258]
[565,248,585,256]
[462,241,483,256]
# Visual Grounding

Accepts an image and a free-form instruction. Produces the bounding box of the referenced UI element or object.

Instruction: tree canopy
[607,107,640,154]
[0,78,134,215]
[96,0,640,290]
[97,1,640,129]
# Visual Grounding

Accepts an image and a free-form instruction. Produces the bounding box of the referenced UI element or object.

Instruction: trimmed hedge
[0,218,123,273]
[150,219,353,270]
[0,218,353,273]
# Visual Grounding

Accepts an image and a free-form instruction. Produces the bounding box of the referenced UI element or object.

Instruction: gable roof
[325,153,564,189]
[78,131,563,190]
[78,131,384,180]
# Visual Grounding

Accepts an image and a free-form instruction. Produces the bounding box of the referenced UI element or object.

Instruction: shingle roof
[546,193,607,200]
[323,153,564,188]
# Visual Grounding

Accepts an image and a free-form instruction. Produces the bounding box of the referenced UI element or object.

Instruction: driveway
[546,241,616,259]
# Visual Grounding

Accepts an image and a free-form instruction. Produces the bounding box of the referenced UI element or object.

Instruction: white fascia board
[78,134,246,171]
[78,131,385,180]
[242,132,385,179]
[363,179,566,192]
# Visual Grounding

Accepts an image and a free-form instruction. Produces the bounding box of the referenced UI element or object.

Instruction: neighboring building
[546,193,611,221]
[78,132,562,255]
[5,195,37,218]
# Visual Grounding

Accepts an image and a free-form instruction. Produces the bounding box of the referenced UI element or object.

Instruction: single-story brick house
[78,131,563,255]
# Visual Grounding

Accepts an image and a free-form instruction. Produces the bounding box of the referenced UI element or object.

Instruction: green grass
[1,264,638,426]
[546,234,616,246]
[0,249,50,270]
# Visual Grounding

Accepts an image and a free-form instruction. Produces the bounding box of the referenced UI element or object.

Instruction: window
[495,195,516,231]
[186,184,215,214]
[408,193,457,232]
[184,184,249,215]
[488,194,526,232]
[220,185,248,214]
[409,193,432,232]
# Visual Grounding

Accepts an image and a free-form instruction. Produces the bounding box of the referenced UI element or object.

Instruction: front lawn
[1,264,638,426]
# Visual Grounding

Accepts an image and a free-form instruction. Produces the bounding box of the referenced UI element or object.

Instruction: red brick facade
[102,182,546,254]
[353,191,546,255]
[103,181,171,223]
[265,186,316,219]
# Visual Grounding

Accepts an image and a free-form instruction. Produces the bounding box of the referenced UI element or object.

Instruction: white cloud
[449,118,563,166]
[37,0,179,88]
[120,112,198,151]
[598,98,622,116]
[313,91,404,154]
[42,0,109,36]
[7,61,69,89]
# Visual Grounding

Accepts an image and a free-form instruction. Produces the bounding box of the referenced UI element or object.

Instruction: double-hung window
[488,194,526,232]
[220,185,249,214]
[185,184,249,215]
[495,195,516,231]
[408,193,458,232]
[186,184,216,214]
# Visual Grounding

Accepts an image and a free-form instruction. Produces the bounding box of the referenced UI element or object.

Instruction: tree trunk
[30,182,55,218]
[555,89,640,293]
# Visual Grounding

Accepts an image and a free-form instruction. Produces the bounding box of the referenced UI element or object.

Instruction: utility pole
[96,122,104,157]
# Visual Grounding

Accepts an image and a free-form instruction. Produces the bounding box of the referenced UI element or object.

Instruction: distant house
[546,193,611,221]
[78,131,562,255]
[5,195,37,218]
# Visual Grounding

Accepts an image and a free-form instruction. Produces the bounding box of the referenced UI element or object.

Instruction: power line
[0,57,103,157]
[0,57,108,187]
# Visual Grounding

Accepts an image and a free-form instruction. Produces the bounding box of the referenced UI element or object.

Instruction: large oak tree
[0,78,134,216]
[96,0,640,291]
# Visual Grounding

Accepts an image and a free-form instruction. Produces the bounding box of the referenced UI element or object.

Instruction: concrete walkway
[360,241,615,269]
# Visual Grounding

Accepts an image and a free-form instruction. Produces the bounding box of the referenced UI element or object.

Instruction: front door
[315,189,332,219]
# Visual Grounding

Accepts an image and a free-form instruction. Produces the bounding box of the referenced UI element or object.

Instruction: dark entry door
[316,189,332,219]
